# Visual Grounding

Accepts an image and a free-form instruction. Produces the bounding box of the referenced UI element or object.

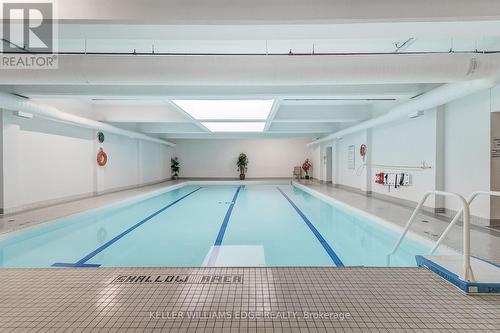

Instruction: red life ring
[97,148,108,166]
[360,144,367,157]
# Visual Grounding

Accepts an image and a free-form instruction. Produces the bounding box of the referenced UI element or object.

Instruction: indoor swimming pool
[0,183,445,268]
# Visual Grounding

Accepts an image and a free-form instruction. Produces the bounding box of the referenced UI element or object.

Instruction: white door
[326,147,333,183]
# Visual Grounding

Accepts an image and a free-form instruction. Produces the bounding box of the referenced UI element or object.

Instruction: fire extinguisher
[375,172,385,184]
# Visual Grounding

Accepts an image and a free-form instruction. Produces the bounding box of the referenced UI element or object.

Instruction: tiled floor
[0,267,499,332]
[0,180,186,236]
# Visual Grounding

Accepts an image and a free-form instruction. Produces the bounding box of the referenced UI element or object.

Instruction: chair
[293,166,302,180]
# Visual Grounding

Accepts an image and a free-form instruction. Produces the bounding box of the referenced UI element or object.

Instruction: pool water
[0,184,436,268]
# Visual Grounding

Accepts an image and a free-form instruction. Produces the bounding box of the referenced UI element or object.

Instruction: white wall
[333,130,369,192]
[2,113,95,211]
[371,110,438,205]
[491,111,500,221]
[315,86,500,221]
[310,143,321,180]
[173,138,313,178]
[320,110,438,202]
[96,133,140,192]
[322,113,437,204]
[139,140,171,184]
[1,111,172,213]
[443,89,498,219]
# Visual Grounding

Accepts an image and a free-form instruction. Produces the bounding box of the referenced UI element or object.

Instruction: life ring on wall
[97,148,108,166]
[360,144,367,158]
[359,144,367,162]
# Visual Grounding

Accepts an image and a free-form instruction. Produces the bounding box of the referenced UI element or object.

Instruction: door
[326,147,333,183]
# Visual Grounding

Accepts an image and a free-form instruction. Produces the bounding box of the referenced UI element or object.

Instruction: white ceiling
[25,93,431,140]
[51,36,500,55]
[16,0,500,55]
[51,0,500,24]
[2,0,500,140]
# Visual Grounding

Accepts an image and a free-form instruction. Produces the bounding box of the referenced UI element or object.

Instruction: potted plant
[171,157,180,180]
[302,158,312,180]
[237,153,248,180]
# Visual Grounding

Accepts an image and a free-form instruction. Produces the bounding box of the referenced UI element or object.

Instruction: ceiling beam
[165,100,210,132]
[0,92,176,147]
[268,122,339,133]
[274,105,372,123]
[160,132,321,139]
[92,103,190,122]
[58,21,500,42]
[136,121,337,135]
[137,122,205,133]
[264,99,282,131]
[280,99,377,106]
[0,83,437,100]
[57,0,500,25]
[273,119,363,123]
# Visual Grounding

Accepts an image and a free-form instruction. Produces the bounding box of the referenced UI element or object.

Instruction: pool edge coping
[0,180,458,264]
[0,180,290,241]
[291,181,458,256]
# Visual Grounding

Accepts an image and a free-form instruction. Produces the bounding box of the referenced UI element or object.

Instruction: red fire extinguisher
[375,172,385,185]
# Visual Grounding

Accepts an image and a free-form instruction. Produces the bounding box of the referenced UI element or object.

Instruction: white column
[0,111,4,213]
[1,111,21,212]
[364,129,373,194]
[435,106,446,212]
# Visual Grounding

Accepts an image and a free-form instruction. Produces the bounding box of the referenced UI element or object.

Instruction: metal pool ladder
[430,190,500,254]
[388,190,475,282]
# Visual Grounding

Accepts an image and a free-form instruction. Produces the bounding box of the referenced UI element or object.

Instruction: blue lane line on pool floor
[206,186,243,266]
[277,187,344,267]
[214,186,242,246]
[52,187,203,268]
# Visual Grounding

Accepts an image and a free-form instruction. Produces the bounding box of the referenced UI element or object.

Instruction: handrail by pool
[430,190,500,255]
[389,190,474,282]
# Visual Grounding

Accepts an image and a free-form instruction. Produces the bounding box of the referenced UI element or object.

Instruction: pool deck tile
[0,267,499,332]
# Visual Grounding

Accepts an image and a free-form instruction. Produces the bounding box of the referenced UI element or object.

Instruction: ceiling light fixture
[172,99,274,120]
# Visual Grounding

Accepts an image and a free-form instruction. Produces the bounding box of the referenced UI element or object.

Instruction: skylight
[172,100,274,120]
[201,122,266,132]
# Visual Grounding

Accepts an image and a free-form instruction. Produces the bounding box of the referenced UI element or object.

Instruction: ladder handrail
[430,190,500,255]
[389,190,475,282]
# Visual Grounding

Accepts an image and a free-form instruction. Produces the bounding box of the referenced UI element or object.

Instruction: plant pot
[240,174,245,180]
[172,175,178,180]
[305,175,310,180]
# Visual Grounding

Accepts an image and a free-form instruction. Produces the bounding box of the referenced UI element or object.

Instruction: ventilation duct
[0,53,498,85]
[308,71,500,146]
[0,92,176,147]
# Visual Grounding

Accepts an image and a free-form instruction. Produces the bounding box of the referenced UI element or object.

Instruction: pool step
[416,255,500,294]
[203,245,266,267]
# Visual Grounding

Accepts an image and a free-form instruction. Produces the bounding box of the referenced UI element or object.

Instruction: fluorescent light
[172,100,274,120]
[201,122,266,132]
